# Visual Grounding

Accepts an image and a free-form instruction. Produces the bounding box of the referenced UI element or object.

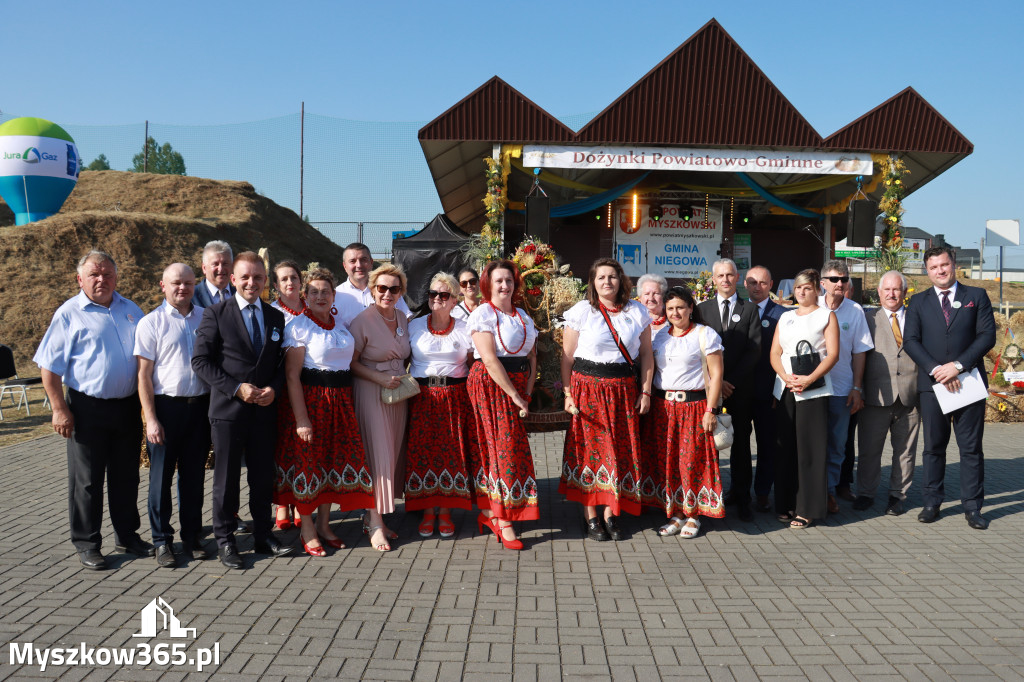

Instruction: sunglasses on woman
[374,284,402,295]
[459,278,479,288]
[427,290,452,301]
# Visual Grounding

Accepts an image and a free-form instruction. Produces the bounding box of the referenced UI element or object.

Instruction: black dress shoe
[234,516,251,534]
[218,545,244,570]
[884,497,904,516]
[78,549,107,571]
[115,537,156,557]
[155,544,177,568]
[917,505,941,523]
[852,496,874,511]
[254,536,295,557]
[585,517,610,541]
[737,503,753,522]
[835,486,857,502]
[184,538,212,561]
[965,511,989,530]
[603,515,623,541]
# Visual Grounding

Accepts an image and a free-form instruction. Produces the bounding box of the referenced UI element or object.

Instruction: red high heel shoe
[476,512,498,538]
[293,508,302,527]
[275,505,293,530]
[495,521,523,551]
[302,537,326,557]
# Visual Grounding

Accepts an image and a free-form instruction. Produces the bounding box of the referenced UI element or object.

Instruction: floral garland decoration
[876,156,911,269]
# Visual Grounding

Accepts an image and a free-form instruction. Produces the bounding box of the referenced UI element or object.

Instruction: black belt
[497,357,529,374]
[573,357,637,379]
[652,388,706,403]
[67,388,138,404]
[415,376,468,387]
[300,367,352,388]
[155,394,209,405]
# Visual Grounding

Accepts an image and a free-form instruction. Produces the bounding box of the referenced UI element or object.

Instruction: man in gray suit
[855,271,920,515]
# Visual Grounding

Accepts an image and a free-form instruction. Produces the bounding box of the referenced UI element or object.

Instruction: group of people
[34,238,996,571]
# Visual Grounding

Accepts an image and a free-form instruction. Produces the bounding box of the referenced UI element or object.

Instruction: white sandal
[680,518,701,539]
[658,517,685,536]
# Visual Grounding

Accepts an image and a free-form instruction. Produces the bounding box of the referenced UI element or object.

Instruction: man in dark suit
[192,251,294,568]
[904,246,995,529]
[856,271,920,516]
[745,265,785,512]
[698,258,761,521]
[192,240,236,309]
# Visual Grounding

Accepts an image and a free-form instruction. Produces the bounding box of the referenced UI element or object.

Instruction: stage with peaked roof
[418,18,972,284]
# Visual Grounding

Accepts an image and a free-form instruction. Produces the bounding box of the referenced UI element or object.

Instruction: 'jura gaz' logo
[3,147,59,163]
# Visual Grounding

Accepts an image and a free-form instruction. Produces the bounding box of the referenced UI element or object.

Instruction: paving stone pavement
[1,425,1022,681]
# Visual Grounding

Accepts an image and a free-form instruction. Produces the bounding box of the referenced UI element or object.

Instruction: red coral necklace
[304,308,335,330]
[278,297,305,317]
[428,314,454,335]
[488,302,527,354]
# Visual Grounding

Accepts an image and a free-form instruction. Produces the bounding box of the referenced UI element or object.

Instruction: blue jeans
[826,395,851,494]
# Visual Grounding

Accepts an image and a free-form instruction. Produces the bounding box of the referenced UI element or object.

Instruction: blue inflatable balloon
[0,117,80,225]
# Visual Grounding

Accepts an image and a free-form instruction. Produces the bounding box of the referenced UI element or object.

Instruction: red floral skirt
[274,384,375,514]
[466,362,539,521]
[404,383,474,511]
[640,396,724,519]
[558,371,642,515]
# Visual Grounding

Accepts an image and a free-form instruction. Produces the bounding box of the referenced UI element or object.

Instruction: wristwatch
[954,361,964,372]
[706,406,722,415]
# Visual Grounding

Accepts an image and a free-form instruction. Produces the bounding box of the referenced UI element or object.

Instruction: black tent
[393,214,473,312]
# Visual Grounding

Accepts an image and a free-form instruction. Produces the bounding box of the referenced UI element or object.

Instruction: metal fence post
[358,222,364,245]
[144,120,149,173]
[300,102,305,221]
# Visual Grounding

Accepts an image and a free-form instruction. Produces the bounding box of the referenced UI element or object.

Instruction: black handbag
[790,340,825,389]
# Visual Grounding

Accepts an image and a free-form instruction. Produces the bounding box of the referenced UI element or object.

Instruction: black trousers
[147,394,211,547]
[774,390,828,520]
[66,390,143,551]
[210,416,276,547]
[751,398,776,497]
[724,392,754,505]
[919,392,985,511]
[839,413,858,490]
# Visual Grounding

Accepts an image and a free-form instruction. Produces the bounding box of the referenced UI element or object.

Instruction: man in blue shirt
[35,251,154,570]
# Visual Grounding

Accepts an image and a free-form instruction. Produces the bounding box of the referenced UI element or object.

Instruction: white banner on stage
[615,204,721,279]
[523,145,872,175]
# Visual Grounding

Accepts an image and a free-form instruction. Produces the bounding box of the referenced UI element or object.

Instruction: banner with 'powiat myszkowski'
[616,204,722,280]
[523,145,872,175]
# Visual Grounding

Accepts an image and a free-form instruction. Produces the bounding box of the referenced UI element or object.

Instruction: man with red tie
[904,246,995,529]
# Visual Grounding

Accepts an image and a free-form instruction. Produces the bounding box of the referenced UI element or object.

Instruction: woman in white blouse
[270,259,306,532]
[642,286,724,539]
[466,260,538,550]
[560,258,653,542]
[451,267,480,321]
[405,272,475,538]
[770,268,839,529]
[275,268,374,556]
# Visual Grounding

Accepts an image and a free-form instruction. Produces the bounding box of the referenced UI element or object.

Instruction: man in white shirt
[856,270,920,515]
[35,251,151,570]
[192,240,235,309]
[819,260,873,513]
[335,242,411,327]
[135,263,213,568]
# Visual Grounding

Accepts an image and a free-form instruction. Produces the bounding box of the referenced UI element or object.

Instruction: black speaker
[526,195,550,243]
[848,199,877,247]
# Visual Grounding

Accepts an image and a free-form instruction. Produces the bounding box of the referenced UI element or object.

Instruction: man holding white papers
[904,246,995,529]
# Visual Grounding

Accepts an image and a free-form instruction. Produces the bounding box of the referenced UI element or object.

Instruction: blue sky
[4,1,1022,264]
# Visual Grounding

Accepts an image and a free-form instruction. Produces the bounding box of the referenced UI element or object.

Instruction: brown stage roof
[419,18,973,231]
